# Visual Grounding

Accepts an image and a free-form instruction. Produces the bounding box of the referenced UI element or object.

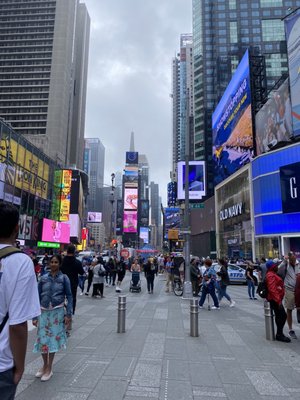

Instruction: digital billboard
[123,174,138,188]
[126,152,139,164]
[139,227,149,244]
[140,200,149,226]
[164,207,180,239]
[256,79,292,155]
[116,199,123,235]
[212,49,253,186]
[87,212,102,222]
[124,188,138,210]
[177,161,206,200]
[123,211,137,233]
[285,12,300,137]
[68,214,81,238]
[42,218,70,244]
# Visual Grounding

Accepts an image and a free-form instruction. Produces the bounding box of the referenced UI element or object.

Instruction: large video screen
[42,218,70,244]
[285,13,300,137]
[256,79,292,155]
[87,211,102,222]
[164,207,180,239]
[212,49,253,186]
[123,211,137,233]
[139,227,149,244]
[177,161,206,200]
[124,188,138,210]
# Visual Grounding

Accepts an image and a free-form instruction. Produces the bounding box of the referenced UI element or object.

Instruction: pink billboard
[123,211,137,233]
[124,188,138,210]
[42,218,70,244]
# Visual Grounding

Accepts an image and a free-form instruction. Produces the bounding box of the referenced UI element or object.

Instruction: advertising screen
[123,211,138,233]
[87,212,102,222]
[139,227,149,244]
[123,174,138,188]
[116,200,123,234]
[124,188,138,210]
[164,207,180,239]
[42,218,70,244]
[140,199,149,227]
[177,161,206,200]
[126,152,139,164]
[255,79,292,155]
[68,214,81,238]
[285,13,300,137]
[212,49,253,186]
[59,170,72,221]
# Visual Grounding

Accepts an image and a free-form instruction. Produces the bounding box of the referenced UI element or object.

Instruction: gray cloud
[83,0,192,203]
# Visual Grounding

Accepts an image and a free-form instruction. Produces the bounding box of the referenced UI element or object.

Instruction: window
[260,0,282,6]
[229,0,236,9]
[262,19,285,41]
[230,21,238,43]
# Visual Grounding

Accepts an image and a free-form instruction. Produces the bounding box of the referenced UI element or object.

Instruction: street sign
[37,241,60,249]
[189,203,204,209]
[120,249,130,259]
[180,230,191,235]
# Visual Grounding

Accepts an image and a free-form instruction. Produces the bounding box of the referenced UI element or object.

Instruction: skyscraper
[192,0,296,196]
[138,154,149,200]
[0,0,90,167]
[84,138,105,213]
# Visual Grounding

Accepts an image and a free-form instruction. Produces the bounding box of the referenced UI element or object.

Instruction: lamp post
[109,173,115,258]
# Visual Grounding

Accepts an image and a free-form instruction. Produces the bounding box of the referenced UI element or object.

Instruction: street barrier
[117,295,126,333]
[264,300,275,341]
[190,299,199,337]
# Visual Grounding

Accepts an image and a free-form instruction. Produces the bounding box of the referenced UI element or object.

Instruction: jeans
[146,275,154,292]
[247,280,255,298]
[0,368,17,400]
[199,284,219,307]
[270,301,287,336]
[78,275,86,293]
[218,284,231,302]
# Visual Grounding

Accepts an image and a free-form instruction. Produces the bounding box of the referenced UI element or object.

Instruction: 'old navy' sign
[219,202,243,221]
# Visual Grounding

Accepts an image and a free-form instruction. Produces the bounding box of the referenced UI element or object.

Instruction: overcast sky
[83,0,192,204]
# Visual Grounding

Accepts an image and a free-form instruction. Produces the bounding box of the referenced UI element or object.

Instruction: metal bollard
[264,300,275,341]
[117,295,126,333]
[190,299,199,337]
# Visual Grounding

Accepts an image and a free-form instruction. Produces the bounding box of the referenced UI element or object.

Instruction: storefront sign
[280,161,300,214]
[219,202,243,221]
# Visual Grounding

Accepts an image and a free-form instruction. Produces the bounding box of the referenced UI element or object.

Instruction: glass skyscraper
[193,0,298,196]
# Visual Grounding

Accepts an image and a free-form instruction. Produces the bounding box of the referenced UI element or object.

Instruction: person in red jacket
[266,260,291,343]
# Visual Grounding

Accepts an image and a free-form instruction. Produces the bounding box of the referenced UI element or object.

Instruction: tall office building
[139,154,149,200]
[192,0,296,196]
[84,138,105,213]
[150,181,160,227]
[0,0,90,167]
[172,34,194,177]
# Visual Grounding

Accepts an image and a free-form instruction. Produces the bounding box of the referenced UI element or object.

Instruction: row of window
[0,94,49,100]
[0,80,50,86]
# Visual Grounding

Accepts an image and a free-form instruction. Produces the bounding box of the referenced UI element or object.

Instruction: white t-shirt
[0,244,41,372]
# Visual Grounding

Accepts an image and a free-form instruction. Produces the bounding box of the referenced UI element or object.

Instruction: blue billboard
[164,207,180,239]
[252,143,300,235]
[213,49,253,186]
[285,12,300,137]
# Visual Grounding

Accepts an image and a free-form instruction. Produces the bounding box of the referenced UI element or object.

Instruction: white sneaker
[79,292,83,296]
[41,371,53,381]
[229,301,235,308]
[199,306,203,309]
[211,306,220,310]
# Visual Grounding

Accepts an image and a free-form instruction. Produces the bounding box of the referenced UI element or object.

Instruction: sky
[83,0,192,204]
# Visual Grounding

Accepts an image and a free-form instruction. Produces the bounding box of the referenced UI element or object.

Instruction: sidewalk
[17,273,300,400]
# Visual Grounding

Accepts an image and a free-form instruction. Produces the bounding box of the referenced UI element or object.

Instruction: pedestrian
[60,244,84,315]
[190,258,201,297]
[217,258,235,307]
[165,256,174,293]
[278,252,300,339]
[33,254,73,381]
[246,262,257,300]
[41,252,49,275]
[265,259,291,342]
[199,258,220,309]
[258,257,267,282]
[116,257,126,292]
[79,259,88,295]
[131,258,141,272]
[144,257,157,294]
[84,260,94,296]
[0,203,41,399]
[110,256,117,286]
[92,256,106,298]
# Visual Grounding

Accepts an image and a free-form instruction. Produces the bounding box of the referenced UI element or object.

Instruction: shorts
[284,289,295,311]
[0,368,17,400]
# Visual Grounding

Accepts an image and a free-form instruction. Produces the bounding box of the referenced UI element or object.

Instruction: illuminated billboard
[140,200,149,226]
[42,218,70,244]
[126,152,139,164]
[124,188,138,210]
[140,227,149,244]
[177,161,206,200]
[87,212,102,222]
[285,12,300,137]
[212,49,253,186]
[164,207,180,239]
[256,79,292,155]
[59,170,72,221]
[123,211,138,233]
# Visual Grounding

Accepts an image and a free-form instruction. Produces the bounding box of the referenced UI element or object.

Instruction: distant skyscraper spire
[130,131,135,151]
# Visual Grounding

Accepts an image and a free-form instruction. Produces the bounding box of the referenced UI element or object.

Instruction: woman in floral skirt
[32,254,73,381]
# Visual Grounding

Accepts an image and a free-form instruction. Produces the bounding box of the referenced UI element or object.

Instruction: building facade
[192,0,298,197]
[0,0,90,167]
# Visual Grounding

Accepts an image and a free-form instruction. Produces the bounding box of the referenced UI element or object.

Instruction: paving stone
[245,370,289,396]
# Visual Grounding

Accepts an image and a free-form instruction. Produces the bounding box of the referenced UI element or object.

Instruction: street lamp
[109,173,115,257]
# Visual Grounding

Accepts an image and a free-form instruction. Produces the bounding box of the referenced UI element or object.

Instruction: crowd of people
[1,202,300,399]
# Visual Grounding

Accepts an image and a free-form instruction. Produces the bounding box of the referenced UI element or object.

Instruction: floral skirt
[33,307,67,354]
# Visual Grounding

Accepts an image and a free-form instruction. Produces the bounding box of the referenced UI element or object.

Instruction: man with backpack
[278,252,300,339]
[0,203,41,399]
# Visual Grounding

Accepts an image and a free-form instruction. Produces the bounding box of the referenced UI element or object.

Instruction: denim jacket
[37,271,73,316]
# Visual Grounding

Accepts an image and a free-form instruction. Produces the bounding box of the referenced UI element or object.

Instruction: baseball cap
[266,260,275,269]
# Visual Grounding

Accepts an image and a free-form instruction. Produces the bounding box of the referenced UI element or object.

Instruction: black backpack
[0,246,22,334]
[257,279,268,299]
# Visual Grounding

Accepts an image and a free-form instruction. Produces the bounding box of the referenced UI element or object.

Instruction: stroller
[130,271,141,293]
